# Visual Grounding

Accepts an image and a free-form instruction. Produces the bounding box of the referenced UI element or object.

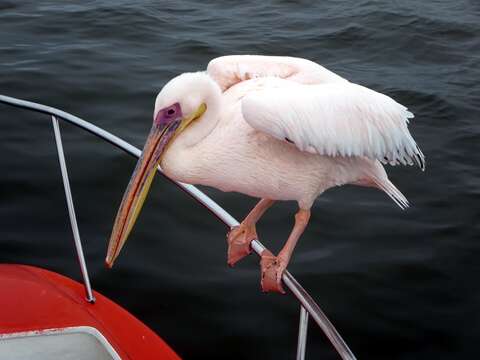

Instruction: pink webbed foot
[226,224,257,267]
[260,250,287,294]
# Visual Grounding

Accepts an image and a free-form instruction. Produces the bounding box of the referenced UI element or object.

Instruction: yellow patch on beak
[176,103,207,134]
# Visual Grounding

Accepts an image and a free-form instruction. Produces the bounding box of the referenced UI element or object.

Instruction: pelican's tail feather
[373,178,409,210]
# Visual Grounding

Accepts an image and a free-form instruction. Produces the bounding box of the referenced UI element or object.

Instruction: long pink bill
[105,118,180,268]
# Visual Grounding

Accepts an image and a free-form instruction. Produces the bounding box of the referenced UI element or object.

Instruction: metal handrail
[0,94,357,360]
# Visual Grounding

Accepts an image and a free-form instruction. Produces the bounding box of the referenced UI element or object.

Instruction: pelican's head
[105,72,220,268]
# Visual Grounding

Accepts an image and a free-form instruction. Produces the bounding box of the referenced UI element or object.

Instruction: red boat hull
[0,264,180,359]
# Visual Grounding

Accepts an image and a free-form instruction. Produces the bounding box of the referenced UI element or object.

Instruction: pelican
[105,55,424,293]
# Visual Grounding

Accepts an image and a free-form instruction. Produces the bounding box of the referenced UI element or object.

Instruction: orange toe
[260,250,286,294]
[227,240,252,267]
[226,225,255,266]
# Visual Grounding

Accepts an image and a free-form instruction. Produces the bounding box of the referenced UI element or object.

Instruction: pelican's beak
[105,102,206,268]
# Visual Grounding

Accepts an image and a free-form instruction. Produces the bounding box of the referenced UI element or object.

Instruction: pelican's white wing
[242,82,425,169]
[207,55,347,91]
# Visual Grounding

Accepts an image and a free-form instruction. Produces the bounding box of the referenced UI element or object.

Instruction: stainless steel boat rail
[0,94,357,360]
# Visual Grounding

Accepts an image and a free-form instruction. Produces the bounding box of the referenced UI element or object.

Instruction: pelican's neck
[174,73,222,149]
[160,72,223,182]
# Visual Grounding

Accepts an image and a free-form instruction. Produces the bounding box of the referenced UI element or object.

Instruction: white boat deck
[0,327,121,360]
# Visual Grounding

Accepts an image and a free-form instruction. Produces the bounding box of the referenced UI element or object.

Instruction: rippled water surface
[1,1,479,359]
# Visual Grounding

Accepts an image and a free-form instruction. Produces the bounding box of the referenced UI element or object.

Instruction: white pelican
[105,55,424,293]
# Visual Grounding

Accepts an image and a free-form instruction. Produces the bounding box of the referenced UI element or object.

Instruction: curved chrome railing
[0,94,357,360]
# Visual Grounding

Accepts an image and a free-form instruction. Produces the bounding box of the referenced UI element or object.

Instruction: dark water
[1,1,479,359]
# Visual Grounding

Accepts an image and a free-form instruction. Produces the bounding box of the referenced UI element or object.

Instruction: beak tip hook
[104,258,114,269]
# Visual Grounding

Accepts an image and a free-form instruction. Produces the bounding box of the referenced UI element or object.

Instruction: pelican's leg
[227,198,275,266]
[261,208,311,294]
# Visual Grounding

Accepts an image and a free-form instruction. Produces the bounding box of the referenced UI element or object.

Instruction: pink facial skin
[154,102,182,127]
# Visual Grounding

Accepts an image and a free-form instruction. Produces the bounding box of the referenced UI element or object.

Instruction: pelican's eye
[166,108,176,116]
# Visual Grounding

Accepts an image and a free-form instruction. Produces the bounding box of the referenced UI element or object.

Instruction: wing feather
[241,82,425,170]
[207,55,347,91]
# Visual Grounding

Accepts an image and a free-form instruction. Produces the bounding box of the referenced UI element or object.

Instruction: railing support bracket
[51,115,95,303]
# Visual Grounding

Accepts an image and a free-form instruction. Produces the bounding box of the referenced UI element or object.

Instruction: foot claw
[226,225,256,266]
[260,250,286,294]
